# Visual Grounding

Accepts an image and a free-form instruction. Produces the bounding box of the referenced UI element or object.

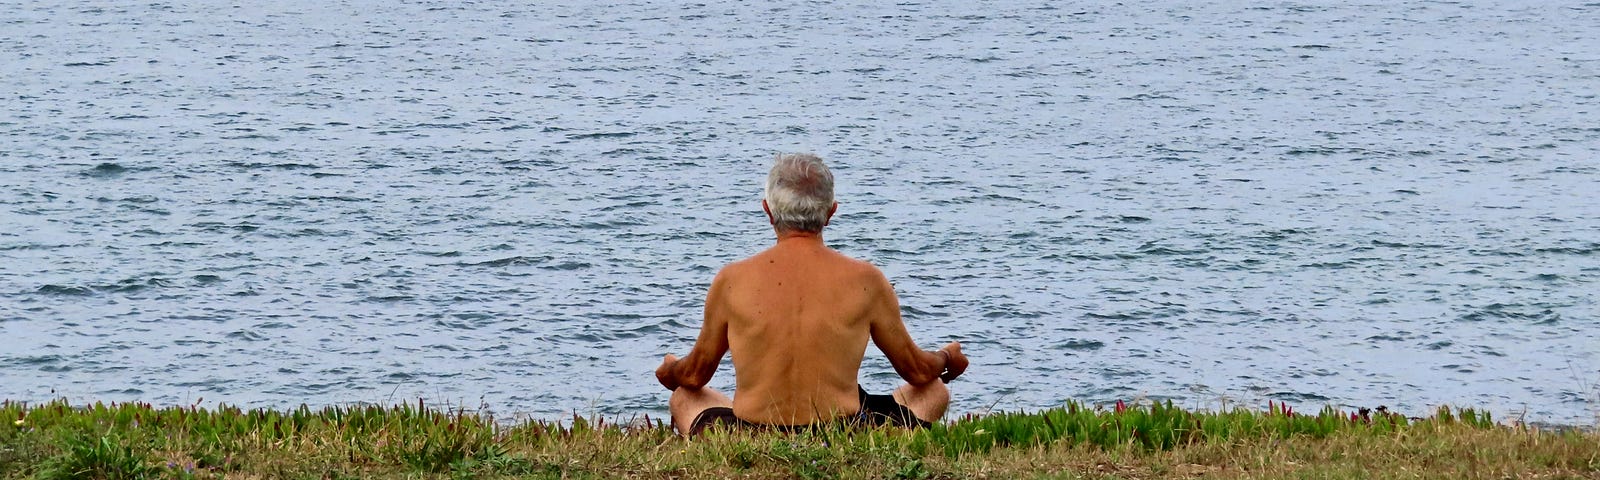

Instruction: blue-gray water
[2,0,1597,425]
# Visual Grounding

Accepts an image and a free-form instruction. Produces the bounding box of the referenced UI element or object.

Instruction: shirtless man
[655,153,969,435]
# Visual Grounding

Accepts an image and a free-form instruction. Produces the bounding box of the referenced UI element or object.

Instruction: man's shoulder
[709,260,746,285]
[721,247,885,276]
[829,249,886,274]
[712,254,769,282]
[844,256,889,280]
[718,253,765,273]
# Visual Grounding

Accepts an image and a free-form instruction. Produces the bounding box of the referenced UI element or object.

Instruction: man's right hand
[655,354,681,391]
[938,342,968,383]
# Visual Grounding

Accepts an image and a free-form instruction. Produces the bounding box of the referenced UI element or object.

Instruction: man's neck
[774,230,825,245]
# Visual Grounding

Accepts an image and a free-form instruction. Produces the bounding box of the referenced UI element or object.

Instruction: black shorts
[687,386,931,436]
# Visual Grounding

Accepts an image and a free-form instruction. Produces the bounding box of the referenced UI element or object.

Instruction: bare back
[711,236,896,424]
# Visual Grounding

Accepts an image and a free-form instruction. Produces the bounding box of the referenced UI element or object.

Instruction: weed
[771,437,838,480]
[889,451,929,479]
[38,432,153,480]
[727,439,760,469]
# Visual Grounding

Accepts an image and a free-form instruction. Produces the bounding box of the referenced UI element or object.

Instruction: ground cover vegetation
[2,398,1595,479]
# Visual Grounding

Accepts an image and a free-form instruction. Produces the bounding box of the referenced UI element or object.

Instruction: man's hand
[938,342,968,383]
[655,354,681,391]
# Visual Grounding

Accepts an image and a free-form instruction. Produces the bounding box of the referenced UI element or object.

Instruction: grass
[1,398,1596,479]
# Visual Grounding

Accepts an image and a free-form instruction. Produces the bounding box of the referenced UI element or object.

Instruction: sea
[2,0,1596,425]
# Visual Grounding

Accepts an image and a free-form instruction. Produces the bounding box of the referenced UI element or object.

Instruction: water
[2,0,1597,425]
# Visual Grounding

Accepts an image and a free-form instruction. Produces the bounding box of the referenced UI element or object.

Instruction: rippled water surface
[3,0,1597,424]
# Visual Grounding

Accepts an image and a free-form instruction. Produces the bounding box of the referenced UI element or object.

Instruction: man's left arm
[655,271,733,390]
[864,269,966,386]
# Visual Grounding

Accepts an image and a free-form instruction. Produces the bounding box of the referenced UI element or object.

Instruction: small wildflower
[11,419,21,427]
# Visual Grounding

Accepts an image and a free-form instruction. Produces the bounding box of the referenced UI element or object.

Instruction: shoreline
[7,395,1594,432]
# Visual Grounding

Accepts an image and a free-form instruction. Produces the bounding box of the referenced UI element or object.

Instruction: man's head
[763,153,836,233]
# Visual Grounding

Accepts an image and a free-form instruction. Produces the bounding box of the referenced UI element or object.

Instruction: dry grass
[2,399,1595,479]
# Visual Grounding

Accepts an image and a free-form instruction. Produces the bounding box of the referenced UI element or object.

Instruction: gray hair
[764,153,835,233]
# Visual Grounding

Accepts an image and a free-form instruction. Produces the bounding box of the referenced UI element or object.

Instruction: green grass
[1,398,1593,479]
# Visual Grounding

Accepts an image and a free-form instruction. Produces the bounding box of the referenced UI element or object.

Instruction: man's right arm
[656,269,733,390]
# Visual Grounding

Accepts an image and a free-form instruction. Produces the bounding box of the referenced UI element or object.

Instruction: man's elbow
[903,369,940,387]
[679,376,707,389]
[679,369,713,389]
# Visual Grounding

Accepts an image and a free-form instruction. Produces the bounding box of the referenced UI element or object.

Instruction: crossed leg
[672,382,947,434]
[892,381,951,423]
[668,386,732,436]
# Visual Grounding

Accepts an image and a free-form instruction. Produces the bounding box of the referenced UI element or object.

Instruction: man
[656,153,969,436]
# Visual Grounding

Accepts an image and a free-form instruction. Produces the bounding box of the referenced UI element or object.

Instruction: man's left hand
[938,342,968,383]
